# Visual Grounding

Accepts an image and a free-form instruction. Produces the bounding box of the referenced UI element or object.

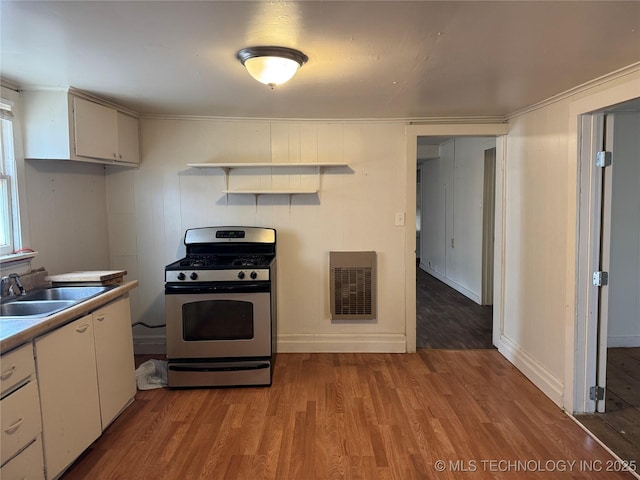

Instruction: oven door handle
[165,282,270,294]
[168,363,270,373]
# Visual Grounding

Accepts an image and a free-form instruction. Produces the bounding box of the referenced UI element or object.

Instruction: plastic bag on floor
[135,359,168,390]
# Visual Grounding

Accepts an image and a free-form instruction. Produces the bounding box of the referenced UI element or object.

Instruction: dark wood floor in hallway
[416,267,494,349]
[576,347,640,472]
[61,351,636,480]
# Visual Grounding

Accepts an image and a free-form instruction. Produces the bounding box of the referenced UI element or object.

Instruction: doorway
[415,136,496,349]
[574,101,640,465]
[404,123,508,353]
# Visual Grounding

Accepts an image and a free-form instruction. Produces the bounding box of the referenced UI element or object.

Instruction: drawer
[0,436,44,479]
[0,343,35,397]
[1,381,42,465]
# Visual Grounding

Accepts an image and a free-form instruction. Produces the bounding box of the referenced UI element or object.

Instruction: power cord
[132,322,166,329]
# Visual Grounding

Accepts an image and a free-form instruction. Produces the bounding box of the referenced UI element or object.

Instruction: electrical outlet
[395,212,405,226]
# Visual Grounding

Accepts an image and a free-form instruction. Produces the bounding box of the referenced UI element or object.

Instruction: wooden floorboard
[416,267,494,349]
[576,347,640,470]
[61,351,636,479]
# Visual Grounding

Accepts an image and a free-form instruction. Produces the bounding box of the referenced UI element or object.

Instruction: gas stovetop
[165,226,276,283]
[168,254,272,269]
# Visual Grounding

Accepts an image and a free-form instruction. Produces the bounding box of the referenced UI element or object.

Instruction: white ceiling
[1,1,639,119]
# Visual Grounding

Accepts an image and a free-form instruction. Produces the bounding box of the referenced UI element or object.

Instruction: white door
[579,112,613,414]
[594,114,614,413]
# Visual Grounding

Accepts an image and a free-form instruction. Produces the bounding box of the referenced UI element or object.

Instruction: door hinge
[595,151,612,168]
[592,271,609,287]
[589,385,605,401]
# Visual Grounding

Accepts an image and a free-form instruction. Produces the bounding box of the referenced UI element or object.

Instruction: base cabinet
[0,342,44,479]
[93,297,136,428]
[35,315,102,479]
[35,295,136,479]
[0,437,45,480]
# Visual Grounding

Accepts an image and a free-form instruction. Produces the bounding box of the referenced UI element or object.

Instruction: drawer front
[0,343,35,397]
[0,436,44,480]
[1,381,42,465]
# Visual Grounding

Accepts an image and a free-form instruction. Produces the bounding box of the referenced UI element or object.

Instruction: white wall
[0,161,109,285]
[106,119,409,353]
[501,68,640,408]
[420,137,494,303]
[608,111,640,347]
[25,160,110,275]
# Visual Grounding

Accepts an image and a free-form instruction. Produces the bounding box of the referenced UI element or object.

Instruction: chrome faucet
[0,276,10,297]
[9,273,26,295]
[1,273,27,296]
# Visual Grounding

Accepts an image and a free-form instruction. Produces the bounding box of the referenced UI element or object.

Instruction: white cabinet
[0,436,44,480]
[0,343,44,479]
[34,295,136,479]
[1,382,43,465]
[93,297,136,428]
[35,315,102,479]
[23,89,140,165]
[73,96,118,161]
[0,341,35,396]
[117,111,140,164]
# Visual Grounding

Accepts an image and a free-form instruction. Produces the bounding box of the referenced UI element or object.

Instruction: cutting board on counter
[47,270,127,286]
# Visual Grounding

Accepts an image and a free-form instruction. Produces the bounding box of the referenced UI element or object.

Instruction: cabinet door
[73,96,118,161]
[35,316,101,479]
[116,112,140,164]
[93,297,136,428]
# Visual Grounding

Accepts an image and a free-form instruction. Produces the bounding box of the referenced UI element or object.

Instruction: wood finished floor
[61,351,635,479]
[575,347,640,469]
[416,267,494,349]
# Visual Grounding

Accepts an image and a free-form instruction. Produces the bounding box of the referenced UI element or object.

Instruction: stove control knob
[250,271,258,280]
[177,272,186,281]
[190,272,198,280]
[237,271,245,280]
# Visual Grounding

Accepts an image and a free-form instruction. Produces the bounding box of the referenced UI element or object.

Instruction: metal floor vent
[330,251,377,320]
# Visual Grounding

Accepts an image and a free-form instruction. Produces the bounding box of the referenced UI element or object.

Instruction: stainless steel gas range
[164,226,277,387]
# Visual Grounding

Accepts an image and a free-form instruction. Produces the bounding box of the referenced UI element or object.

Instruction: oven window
[182,300,254,341]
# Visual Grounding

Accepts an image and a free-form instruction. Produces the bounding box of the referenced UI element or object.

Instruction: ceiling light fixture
[236,46,308,88]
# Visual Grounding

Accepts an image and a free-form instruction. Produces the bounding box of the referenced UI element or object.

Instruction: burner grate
[232,255,268,267]
[180,255,216,268]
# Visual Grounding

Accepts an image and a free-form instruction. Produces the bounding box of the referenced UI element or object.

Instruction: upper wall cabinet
[22,89,140,166]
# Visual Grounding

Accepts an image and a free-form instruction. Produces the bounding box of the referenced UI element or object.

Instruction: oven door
[166,285,271,360]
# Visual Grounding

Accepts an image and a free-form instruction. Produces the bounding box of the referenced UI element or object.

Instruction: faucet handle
[7,273,26,295]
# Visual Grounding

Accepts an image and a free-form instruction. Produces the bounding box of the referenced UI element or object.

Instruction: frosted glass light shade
[244,56,301,86]
[236,46,308,87]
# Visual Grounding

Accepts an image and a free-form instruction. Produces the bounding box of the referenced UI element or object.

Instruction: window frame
[0,87,27,261]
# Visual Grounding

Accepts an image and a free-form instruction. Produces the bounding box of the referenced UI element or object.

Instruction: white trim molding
[277,333,407,353]
[498,334,564,408]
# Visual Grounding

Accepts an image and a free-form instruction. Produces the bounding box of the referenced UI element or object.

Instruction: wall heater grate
[330,251,377,320]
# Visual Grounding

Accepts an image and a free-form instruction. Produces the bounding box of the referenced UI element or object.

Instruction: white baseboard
[277,333,407,353]
[607,335,640,348]
[133,335,166,355]
[497,334,564,407]
[419,265,481,304]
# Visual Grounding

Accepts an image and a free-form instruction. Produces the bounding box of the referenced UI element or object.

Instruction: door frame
[567,75,640,414]
[405,123,508,353]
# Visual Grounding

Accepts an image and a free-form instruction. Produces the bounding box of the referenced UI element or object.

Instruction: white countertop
[0,280,139,353]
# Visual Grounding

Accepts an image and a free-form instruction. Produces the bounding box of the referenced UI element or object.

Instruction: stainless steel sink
[0,286,114,319]
[21,286,111,302]
[0,300,77,318]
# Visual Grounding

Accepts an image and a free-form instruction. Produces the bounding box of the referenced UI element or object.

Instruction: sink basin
[21,286,111,302]
[0,300,77,318]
